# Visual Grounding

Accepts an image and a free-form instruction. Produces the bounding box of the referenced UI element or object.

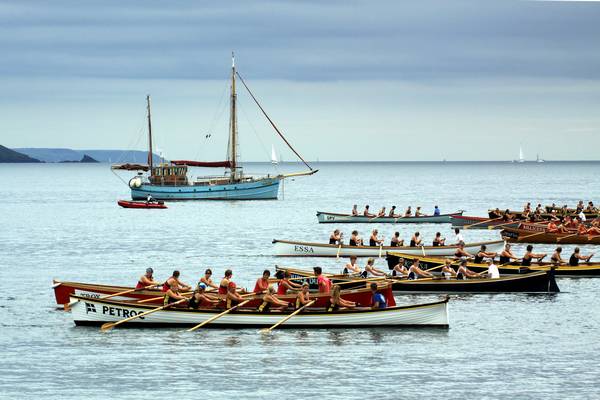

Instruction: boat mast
[146,95,154,172]
[229,52,239,181]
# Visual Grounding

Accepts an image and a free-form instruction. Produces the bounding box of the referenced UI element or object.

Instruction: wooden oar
[487,220,517,230]
[336,243,342,259]
[335,276,385,286]
[517,231,547,241]
[100,298,188,331]
[464,217,501,229]
[557,233,579,242]
[64,284,160,310]
[137,291,193,304]
[186,300,250,332]
[260,300,316,333]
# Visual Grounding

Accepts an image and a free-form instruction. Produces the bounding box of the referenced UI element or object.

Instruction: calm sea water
[1,162,599,399]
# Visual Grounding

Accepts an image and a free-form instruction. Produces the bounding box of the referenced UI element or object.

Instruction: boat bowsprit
[272,239,505,257]
[69,295,450,328]
[317,211,464,224]
[117,200,167,209]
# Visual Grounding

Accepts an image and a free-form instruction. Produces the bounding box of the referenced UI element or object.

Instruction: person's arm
[373,267,386,276]
[339,298,356,308]
[283,280,301,291]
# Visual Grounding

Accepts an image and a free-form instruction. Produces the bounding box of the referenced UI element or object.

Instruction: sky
[1,0,599,161]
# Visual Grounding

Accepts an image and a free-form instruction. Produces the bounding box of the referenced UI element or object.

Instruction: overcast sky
[1,0,599,161]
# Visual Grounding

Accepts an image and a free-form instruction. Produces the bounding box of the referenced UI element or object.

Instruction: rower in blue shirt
[370,283,387,309]
[434,205,441,216]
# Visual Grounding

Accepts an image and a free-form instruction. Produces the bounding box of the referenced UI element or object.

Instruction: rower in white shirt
[485,259,500,279]
[454,228,464,244]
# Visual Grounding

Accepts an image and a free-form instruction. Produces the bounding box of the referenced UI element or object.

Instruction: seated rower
[377,207,386,217]
[363,205,374,217]
[473,245,497,264]
[549,210,560,222]
[409,232,422,247]
[564,216,578,229]
[314,266,332,293]
[499,243,519,264]
[200,268,219,290]
[522,245,546,266]
[407,259,433,279]
[370,283,387,309]
[163,270,191,293]
[404,206,412,217]
[136,267,160,289]
[454,228,464,244]
[585,201,597,213]
[258,286,290,312]
[489,208,502,219]
[484,259,500,279]
[415,206,424,217]
[586,222,600,236]
[329,229,343,245]
[349,230,363,246]
[327,285,356,312]
[218,269,238,295]
[369,229,383,246]
[434,205,441,216]
[364,258,386,277]
[343,255,361,275]
[546,220,560,233]
[454,242,473,259]
[550,247,565,265]
[432,232,446,247]
[277,270,302,295]
[164,282,188,306]
[253,270,271,294]
[146,194,156,204]
[351,204,359,216]
[225,281,245,308]
[577,222,588,236]
[391,258,408,277]
[390,231,404,247]
[295,282,312,309]
[569,247,594,266]
[441,259,457,279]
[456,259,479,279]
[502,209,514,222]
[389,206,399,218]
[188,283,219,309]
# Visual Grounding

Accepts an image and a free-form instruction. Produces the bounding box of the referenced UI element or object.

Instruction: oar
[336,243,342,259]
[260,300,316,333]
[464,217,501,229]
[137,291,193,304]
[487,221,518,230]
[100,298,187,332]
[557,233,579,242]
[516,231,547,241]
[186,300,251,332]
[421,246,426,257]
[64,284,160,310]
[335,276,386,286]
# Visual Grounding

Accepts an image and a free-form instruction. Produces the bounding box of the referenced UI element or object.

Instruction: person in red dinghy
[136,268,161,289]
[162,270,191,293]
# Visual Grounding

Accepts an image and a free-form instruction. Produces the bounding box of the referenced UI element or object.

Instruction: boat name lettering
[294,245,314,253]
[76,291,101,299]
[326,215,335,221]
[101,305,145,319]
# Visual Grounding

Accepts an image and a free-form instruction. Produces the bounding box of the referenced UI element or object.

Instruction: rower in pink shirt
[313,266,332,293]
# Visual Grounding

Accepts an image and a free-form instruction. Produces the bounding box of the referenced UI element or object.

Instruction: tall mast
[146,95,154,172]
[229,52,239,181]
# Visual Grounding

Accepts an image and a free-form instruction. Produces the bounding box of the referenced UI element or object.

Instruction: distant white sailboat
[518,146,525,163]
[536,153,545,163]
[271,144,279,165]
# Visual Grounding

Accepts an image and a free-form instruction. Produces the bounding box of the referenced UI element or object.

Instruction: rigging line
[116,114,146,164]
[235,71,313,171]
[196,76,230,160]
[238,101,272,164]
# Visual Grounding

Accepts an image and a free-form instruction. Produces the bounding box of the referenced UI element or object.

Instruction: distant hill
[13,148,160,163]
[0,145,41,163]
[60,154,100,163]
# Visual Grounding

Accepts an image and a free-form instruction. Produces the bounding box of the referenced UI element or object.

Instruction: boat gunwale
[273,238,505,251]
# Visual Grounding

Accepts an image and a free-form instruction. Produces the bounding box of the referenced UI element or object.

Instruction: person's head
[224,269,233,278]
[145,267,153,277]
[197,283,207,293]
[486,259,493,266]
[413,258,420,266]
[302,282,309,293]
[407,206,412,210]
[275,270,285,279]
[353,204,357,209]
[284,270,292,279]
[262,269,270,279]
[414,232,420,237]
[381,206,386,211]
[435,205,439,209]
[574,247,580,254]
[397,257,404,265]
[394,231,400,237]
[172,270,180,278]
[445,259,451,266]
[526,245,533,252]
[505,243,511,250]
[455,228,460,234]
[435,232,441,237]
[555,247,562,253]
[459,242,465,248]
[391,206,396,210]
[417,206,421,210]
[334,229,340,235]
[352,230,358,236]
[313,266,322,276]
[480,245,487,251]
[369,282,378,292]
[372,229,378,235]
[367,258,374,266]
[350,255,357,263]
[365,205,369,210]
[332,285,341,299]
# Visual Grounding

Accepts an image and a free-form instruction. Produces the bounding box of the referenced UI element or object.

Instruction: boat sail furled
[112,53,317,200]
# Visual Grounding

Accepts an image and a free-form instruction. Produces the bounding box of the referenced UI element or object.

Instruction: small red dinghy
[117,200,167,209]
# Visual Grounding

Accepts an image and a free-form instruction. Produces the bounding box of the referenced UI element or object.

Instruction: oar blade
[100,322,115,332]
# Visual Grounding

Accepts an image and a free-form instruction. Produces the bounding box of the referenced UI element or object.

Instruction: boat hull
[69,296,449,328]
[117,200,166,209]
[131,177,281,200]
[272,239,505,257]
[450,215,519,230]
[317,211,463,224]
[501,227,600,244]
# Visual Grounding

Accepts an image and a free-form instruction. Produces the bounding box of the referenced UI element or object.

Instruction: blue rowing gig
[316,211,463,224]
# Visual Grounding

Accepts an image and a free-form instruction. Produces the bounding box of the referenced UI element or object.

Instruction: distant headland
[1,147,159,164]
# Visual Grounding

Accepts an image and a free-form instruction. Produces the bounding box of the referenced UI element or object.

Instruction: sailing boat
[518,146,525,163]
[536,154,545,163]
[271,144,279,165]
[112,54,317,200]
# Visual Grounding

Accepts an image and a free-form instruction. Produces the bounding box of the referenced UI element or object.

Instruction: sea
[1,161,599,399]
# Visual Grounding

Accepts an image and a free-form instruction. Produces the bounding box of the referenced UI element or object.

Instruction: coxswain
[434,205,441,216]
[349,230,363,246]
[225,281,244,308]
[404,206,412,217]
[136,267,160,289]
[441,259,457,279]
[314,266,332,293]
[456,259,478,279]
[351,204,359,216]
[329,229,343,245]
[484,259,500,279]
[146,194,156,204]
[327,285,356,312]
[389,206,399,218]
[364,258,386,277]
[391,258,408,277]
[343,255,361,275]
[257,286,289,312]
[473,245,497,264]
[369,229,383,246]
[454,228,464,244]
[295,282,312,309]
[277,270,302,295]
[363,205,374,217]
[390,232,404,247]
[569,247,593,266]
[454,242,473,259]
[432,232,445,246]
[550,247,565,265]
[162,270,191,293]
[522,245,546,266]
[200,268,219,289]
[218,269,234,295]
[377,207,386,217]
[188,283,219,309]
[415,207,424,217]
[370,283,387,309]
[164,282,187,306]
[253,270,271,294]
[407,259,433,279]
[499,243,519,264]
[409,232,422,247]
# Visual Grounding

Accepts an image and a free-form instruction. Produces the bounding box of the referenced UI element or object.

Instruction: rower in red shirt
[314,266,332,293]
[276,270,302,295]
[162,270,191,293]
[253,270,271,294]
[219,269,233,295]
[136,267,160,289]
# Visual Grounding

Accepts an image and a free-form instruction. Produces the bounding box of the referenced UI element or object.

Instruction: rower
[188,283,219,309]
[253,270,271,294]
[484,259,500,279]
[164,282,187,306]
[200,268,219,290]
[277,270,302,295]
[454,242,473,259]
[225,281,244,308]
[432,232,446,247]
[390,232,404,247]
[327,285,356,312]
[404,206,412,217]
[577,221,588,236]
[489,208,502,219]
[349,230,363,246]
[296,282,311,309]
[407,259,433,279]
[363,205,374,217]
[377,207,386,217]
[369,229,383,246]
[415,207,423,217]
[522,245,546,266]
[550,247,565,265]
[454,228,464,244]
[499,243,519,264]
[391,258,408,277]
[314,266,332,294]
[162,270,191,293]
[136,267,160,289]
[409,232,422,247]
[329,229,343,245]
[585,201,597,213]
[258,286,290,312]
[218,269,234,295]
[434,205,441,216]
[569,247,594,266]
[146,194,156,204]
[456,259,478,279]
[389,206,399,218]
[441,259,457,279]
[364,258,386,277]
[586,221,600,235]
[473,245,497,264]
[370,283,387,309]
[343,255,361,275]
[351,204,359,216]
[502,209,514,222]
